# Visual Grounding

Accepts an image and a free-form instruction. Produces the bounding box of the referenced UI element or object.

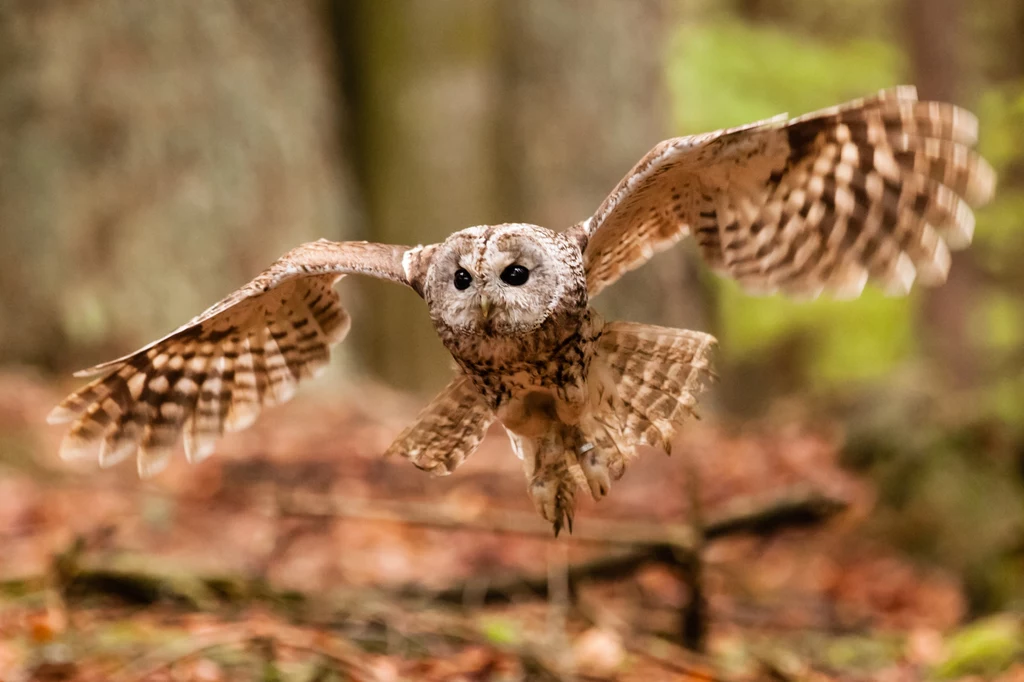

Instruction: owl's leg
[576,428,631,500]
[513,429,580,535]
[575,403,640,501]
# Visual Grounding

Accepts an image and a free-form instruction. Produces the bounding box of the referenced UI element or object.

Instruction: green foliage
[890,445,1023,584]
[846,406,1024,614]
[821,634,902,673]
[715,279,915,384]
[668,20,901,134]
[936,615,1023,679]
[668,20,915,383]
[972,287,1024,424]
[975,86,1024,179]
[479,616,522,646]
[966,87,1024,425]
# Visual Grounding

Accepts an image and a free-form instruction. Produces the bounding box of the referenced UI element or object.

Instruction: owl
[50,87,995,534]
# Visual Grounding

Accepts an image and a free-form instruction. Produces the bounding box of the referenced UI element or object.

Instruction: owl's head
[423,223,584,336]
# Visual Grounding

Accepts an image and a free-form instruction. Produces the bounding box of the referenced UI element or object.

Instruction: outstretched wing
[575,86,996,299]
[49,239,433,477]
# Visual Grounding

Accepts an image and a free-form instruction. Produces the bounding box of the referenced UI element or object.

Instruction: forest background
[1,1,1022,680]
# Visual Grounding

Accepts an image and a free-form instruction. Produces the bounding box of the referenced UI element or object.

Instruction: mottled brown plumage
[50,240,413,477]
[50,87,996,532]
[576,86,995,299]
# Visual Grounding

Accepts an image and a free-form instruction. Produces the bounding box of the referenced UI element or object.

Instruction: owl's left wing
[575,86,996,299]
[49,239,436,477]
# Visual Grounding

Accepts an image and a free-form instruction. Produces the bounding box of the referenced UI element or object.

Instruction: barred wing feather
[578,86,996,299]
[48,240,422,477]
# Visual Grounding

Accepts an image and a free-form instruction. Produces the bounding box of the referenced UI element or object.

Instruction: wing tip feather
[137,446,173,479]
[58,433,96,461]
[47,404,78,425]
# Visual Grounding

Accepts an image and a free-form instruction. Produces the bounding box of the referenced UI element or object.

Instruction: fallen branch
[1,487,845,612]
[392,487,847,604]
[277,485,846,552]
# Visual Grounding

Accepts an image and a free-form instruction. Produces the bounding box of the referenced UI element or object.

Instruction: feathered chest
[440,308,602,409]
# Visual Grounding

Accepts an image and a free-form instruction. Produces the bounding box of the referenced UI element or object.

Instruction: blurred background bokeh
[1,1,1022,679]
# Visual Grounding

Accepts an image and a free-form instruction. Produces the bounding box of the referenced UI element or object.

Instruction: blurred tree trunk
[905,0,961,102]
[336,0,502,392]
[496,0,713,333]
[339,0,706,392]
[905,0,981,388]
[0,0,358,372]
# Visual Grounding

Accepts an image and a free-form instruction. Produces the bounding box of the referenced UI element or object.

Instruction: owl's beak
[479,295,493,321]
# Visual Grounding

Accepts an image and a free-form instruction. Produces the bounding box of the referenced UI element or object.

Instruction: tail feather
[568,322,716,509]
[593,322,716,452]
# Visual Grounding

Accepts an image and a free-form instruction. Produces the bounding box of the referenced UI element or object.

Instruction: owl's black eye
[453,268,473,290]
[500,264,530,286]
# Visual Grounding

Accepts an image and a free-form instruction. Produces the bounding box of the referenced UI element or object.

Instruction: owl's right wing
[49,239,436,477]
[575,86,996,299]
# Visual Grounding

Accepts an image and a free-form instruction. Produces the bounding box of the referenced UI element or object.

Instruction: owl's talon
[529,473,576,534]
[529,477,556,521]
[580,448,614,500]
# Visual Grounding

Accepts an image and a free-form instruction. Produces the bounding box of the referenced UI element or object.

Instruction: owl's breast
[444,308,604,435]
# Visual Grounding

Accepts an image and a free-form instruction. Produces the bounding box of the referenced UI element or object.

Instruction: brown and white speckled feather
[577,86,996,299]
[592,323,716,453]
[48,240,425,477]
[385,374,495,475]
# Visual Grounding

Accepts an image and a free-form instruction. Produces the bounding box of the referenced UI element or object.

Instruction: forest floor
[0,369,1021,682]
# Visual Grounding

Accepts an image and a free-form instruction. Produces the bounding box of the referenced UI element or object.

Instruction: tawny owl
[50,87,996,533]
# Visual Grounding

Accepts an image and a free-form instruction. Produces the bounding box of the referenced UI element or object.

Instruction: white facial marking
[425,223,576,337]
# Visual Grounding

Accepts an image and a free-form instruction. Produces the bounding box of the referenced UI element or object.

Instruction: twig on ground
[545,540,573,675]
[110,627,255,682]
[110,619,371,682]
[630,635,723,681]
[681,444,708,652]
